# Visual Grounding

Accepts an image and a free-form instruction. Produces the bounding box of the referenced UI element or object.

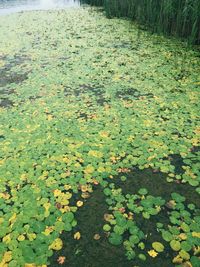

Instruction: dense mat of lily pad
[0,7,200,267]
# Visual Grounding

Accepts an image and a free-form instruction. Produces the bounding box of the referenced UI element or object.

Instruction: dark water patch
[0,135,5,141]
[114,168,200,208]
[78,112,88,120]
[0,88,15,95]
[169,154,184,174]
[0,98,13,108]
[0,55,29,87]
[134,212,173,267]
[113,42,132,49]
[50,186,133,267]
[190,146,200,154]
[64,84,109,106]
[116,88,154,101]
[79,84,106,102]
[29,95,42,101]
[0,72,28,87]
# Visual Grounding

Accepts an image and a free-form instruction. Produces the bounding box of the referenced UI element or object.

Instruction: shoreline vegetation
[81,0,200,44]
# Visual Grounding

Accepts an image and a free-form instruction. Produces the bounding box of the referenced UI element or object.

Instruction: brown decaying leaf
[93,234,101,240]
[104,213,114,222]
[81,192,90,199]
[57,256,66,265]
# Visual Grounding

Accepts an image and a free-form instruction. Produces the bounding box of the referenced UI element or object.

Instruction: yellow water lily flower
[148,249,158,258]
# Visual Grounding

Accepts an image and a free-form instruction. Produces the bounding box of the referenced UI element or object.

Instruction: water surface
[0,0,80,15]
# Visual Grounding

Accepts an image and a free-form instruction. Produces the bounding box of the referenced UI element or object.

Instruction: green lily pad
[103,224,111,232]
[138,188,148,195]
[108,233,123,246]
[138,253,146,261]
[180,241,192,251]
[152,242,165,252]
[179,250,190,260]
[170,240,181,251]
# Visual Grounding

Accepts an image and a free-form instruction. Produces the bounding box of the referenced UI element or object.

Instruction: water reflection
[0,0,80,15]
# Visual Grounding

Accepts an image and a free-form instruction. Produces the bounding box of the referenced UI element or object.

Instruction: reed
[80,0,200,44]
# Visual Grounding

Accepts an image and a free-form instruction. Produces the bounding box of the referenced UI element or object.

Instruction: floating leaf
[49,238,63,251]
[170,240,181,251]
[103,224,111,232]
[152,242,165,252]
[162,231,173,242]
[108,233,123,246]
[138,254,146,261]
[17,235,25,242]
[138,188,148,195]
[74,232,81,240]
[76,201,83,207]
[179,250,190,260]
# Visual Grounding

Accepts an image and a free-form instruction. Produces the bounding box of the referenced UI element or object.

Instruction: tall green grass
[81,0,200,44]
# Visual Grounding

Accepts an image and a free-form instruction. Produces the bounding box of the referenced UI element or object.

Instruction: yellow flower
[148,249,158,258]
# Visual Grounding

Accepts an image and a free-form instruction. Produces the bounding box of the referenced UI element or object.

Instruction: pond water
[0,0,80,15]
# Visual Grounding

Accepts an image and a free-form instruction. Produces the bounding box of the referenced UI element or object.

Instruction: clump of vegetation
[81,0,200,44]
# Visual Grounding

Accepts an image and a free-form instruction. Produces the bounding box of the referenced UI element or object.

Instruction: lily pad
[152,242,165,252]
[170,240,181,251]
[108,233,123,246]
